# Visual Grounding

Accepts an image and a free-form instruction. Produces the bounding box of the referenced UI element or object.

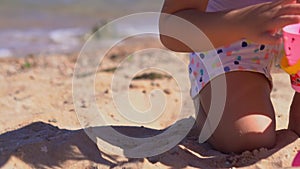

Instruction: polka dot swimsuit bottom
[188,39,282,98]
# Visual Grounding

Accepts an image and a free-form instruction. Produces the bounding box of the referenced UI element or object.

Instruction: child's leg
[197,71,276,153]
[288,93,300,136]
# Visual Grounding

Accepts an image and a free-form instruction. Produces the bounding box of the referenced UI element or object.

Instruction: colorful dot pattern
[188,39,281,98]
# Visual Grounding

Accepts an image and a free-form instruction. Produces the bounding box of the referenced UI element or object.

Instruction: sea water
[0,0,162,57]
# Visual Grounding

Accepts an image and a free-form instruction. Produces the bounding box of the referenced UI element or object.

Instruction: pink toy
[292,151,300,167]
[283,23,300,66]
[282,23,300,92]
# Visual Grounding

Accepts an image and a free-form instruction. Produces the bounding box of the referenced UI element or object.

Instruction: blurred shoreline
[0,0,163,57]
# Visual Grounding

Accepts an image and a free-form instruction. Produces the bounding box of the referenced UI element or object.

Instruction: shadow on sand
[0,120,297,168]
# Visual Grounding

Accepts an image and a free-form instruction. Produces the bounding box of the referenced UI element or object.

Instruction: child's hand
[233,0,300,44]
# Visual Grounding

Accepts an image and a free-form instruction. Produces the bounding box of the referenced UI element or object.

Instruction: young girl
[159,0,300,153]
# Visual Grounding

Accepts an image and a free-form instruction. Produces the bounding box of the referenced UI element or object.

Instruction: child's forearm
[160,9,243,52]
[159,0,300,52]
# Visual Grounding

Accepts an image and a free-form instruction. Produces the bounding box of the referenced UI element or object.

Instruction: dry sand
[1,38,300,169]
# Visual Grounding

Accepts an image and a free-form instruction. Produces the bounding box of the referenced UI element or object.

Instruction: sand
[1,38,300,169]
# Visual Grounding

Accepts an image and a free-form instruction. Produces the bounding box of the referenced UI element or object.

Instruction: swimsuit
[189,0,283,99]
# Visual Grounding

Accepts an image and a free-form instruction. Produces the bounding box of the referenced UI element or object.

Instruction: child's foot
[288,122,300,137]
[288,92,300,137]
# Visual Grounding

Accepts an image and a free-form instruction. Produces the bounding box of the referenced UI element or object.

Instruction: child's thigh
[199,71,276,153]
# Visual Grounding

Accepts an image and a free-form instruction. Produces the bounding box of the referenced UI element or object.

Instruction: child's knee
[239,129,276,151]
[211,129,276,153]
[210,114,276,153]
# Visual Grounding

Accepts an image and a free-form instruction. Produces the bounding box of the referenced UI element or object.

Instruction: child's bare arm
[159,0,300,52]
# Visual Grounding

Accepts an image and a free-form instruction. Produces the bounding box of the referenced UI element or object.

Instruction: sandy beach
[0,35,300,169]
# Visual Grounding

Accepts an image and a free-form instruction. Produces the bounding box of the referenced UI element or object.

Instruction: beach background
[1,0,300,169]
[0,0,162,57]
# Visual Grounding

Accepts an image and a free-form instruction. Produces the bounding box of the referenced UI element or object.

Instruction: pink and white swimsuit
[189,0,283,98]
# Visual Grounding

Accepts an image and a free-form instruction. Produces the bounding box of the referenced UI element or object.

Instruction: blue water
[0,0,163,57]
